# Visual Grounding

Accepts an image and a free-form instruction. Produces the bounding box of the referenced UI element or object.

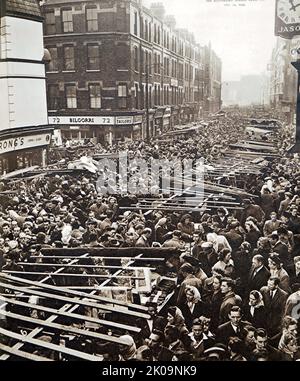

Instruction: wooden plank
[2,270,145,280]
[138,200,241,206]
[120,205,243,211]
[0,343,54,361]
[0,309,132,346]
[0,280,150,319]
[28,256,165,262]
[40,247,180,259]
[17,263,156,271]
[0,295,141,333]
[0,273,148,311]
[0,327,101,361]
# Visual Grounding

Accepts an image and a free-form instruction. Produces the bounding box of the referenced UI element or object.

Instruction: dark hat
[203,344,227,356]
[243,199,251,205]
[179,263,194,273]
[173,230,182,237]
[183,255,201,267]
[269,253,282,266]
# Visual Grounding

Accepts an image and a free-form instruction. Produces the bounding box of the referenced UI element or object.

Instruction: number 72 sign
[275,0,300,39]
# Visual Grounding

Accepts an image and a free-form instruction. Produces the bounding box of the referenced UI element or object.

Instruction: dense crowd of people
[0,113,300,361]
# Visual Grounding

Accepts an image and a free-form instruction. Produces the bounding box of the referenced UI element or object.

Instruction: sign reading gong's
[275,0,300,39]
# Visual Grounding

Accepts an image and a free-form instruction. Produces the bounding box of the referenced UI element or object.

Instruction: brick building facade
[269,37,299,125]
[42,0,222,145]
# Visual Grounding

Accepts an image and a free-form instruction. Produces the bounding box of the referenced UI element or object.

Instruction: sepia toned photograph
[0,0,300,366]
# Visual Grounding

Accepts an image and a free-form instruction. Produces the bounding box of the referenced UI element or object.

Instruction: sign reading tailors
[275,0,300,39]
[0,134,51,155]
[116,116,134,125]
[49,116,115,125]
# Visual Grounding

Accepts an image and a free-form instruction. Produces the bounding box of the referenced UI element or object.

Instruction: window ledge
[86,70,101,72]
[46,71,59,74]
[62,70,76,73]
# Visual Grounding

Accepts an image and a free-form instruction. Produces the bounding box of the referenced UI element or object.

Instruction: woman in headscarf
[245,217,262,251]
[179,285,210,330]
[166,306,191,351]
[206,225,232,253]
[243,290,267,329]
[154,217,169,244]
[278,333,300,361]
[118,335,137,361]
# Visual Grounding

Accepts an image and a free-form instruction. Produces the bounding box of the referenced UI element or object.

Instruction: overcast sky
[144,0,277,82]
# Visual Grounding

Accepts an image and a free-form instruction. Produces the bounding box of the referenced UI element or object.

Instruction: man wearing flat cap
[163,230,185,249]
[241,198,265,227]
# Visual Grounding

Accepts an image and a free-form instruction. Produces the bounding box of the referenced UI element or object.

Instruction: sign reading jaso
[275,0,300,39]
[49,116,114,125]
[0,134,51,155]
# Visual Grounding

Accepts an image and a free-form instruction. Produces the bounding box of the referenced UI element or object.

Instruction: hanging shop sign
[275,0,300,39]
[116,116,134,125]
[0,133,51,155]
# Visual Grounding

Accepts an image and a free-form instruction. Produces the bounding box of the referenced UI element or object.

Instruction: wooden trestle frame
[0,248,180,361]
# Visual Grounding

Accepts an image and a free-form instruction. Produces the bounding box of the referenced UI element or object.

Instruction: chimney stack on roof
[165,15,176,30]
[150,2,166,21]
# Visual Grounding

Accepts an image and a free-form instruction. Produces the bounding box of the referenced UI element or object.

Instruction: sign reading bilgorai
[49,116,115,125]
[49,116,141,126]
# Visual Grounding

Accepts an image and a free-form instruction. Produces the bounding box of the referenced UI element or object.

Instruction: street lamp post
[145,68,150,142]
[288,54,300,153]
[143,63,164,142]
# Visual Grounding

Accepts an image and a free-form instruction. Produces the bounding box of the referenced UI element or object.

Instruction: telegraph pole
[145,68,150,142]
[288,56,300,153]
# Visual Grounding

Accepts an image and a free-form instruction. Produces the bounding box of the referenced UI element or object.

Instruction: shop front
[48,114,143,146]
[0,129,53,175]
[154,108,164,136]
[162,107,171,133]
[171,106,180,128]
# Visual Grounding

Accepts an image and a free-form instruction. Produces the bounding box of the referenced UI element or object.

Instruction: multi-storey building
[42,0,222,144]
[204,43,222,114]
[0,0,51,174]
[269,37,299,124]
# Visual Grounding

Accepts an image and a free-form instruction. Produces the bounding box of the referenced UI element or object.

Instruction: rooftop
[4,0,42,19]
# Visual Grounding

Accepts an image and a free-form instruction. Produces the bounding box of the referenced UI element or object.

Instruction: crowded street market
[0,112,300,361]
